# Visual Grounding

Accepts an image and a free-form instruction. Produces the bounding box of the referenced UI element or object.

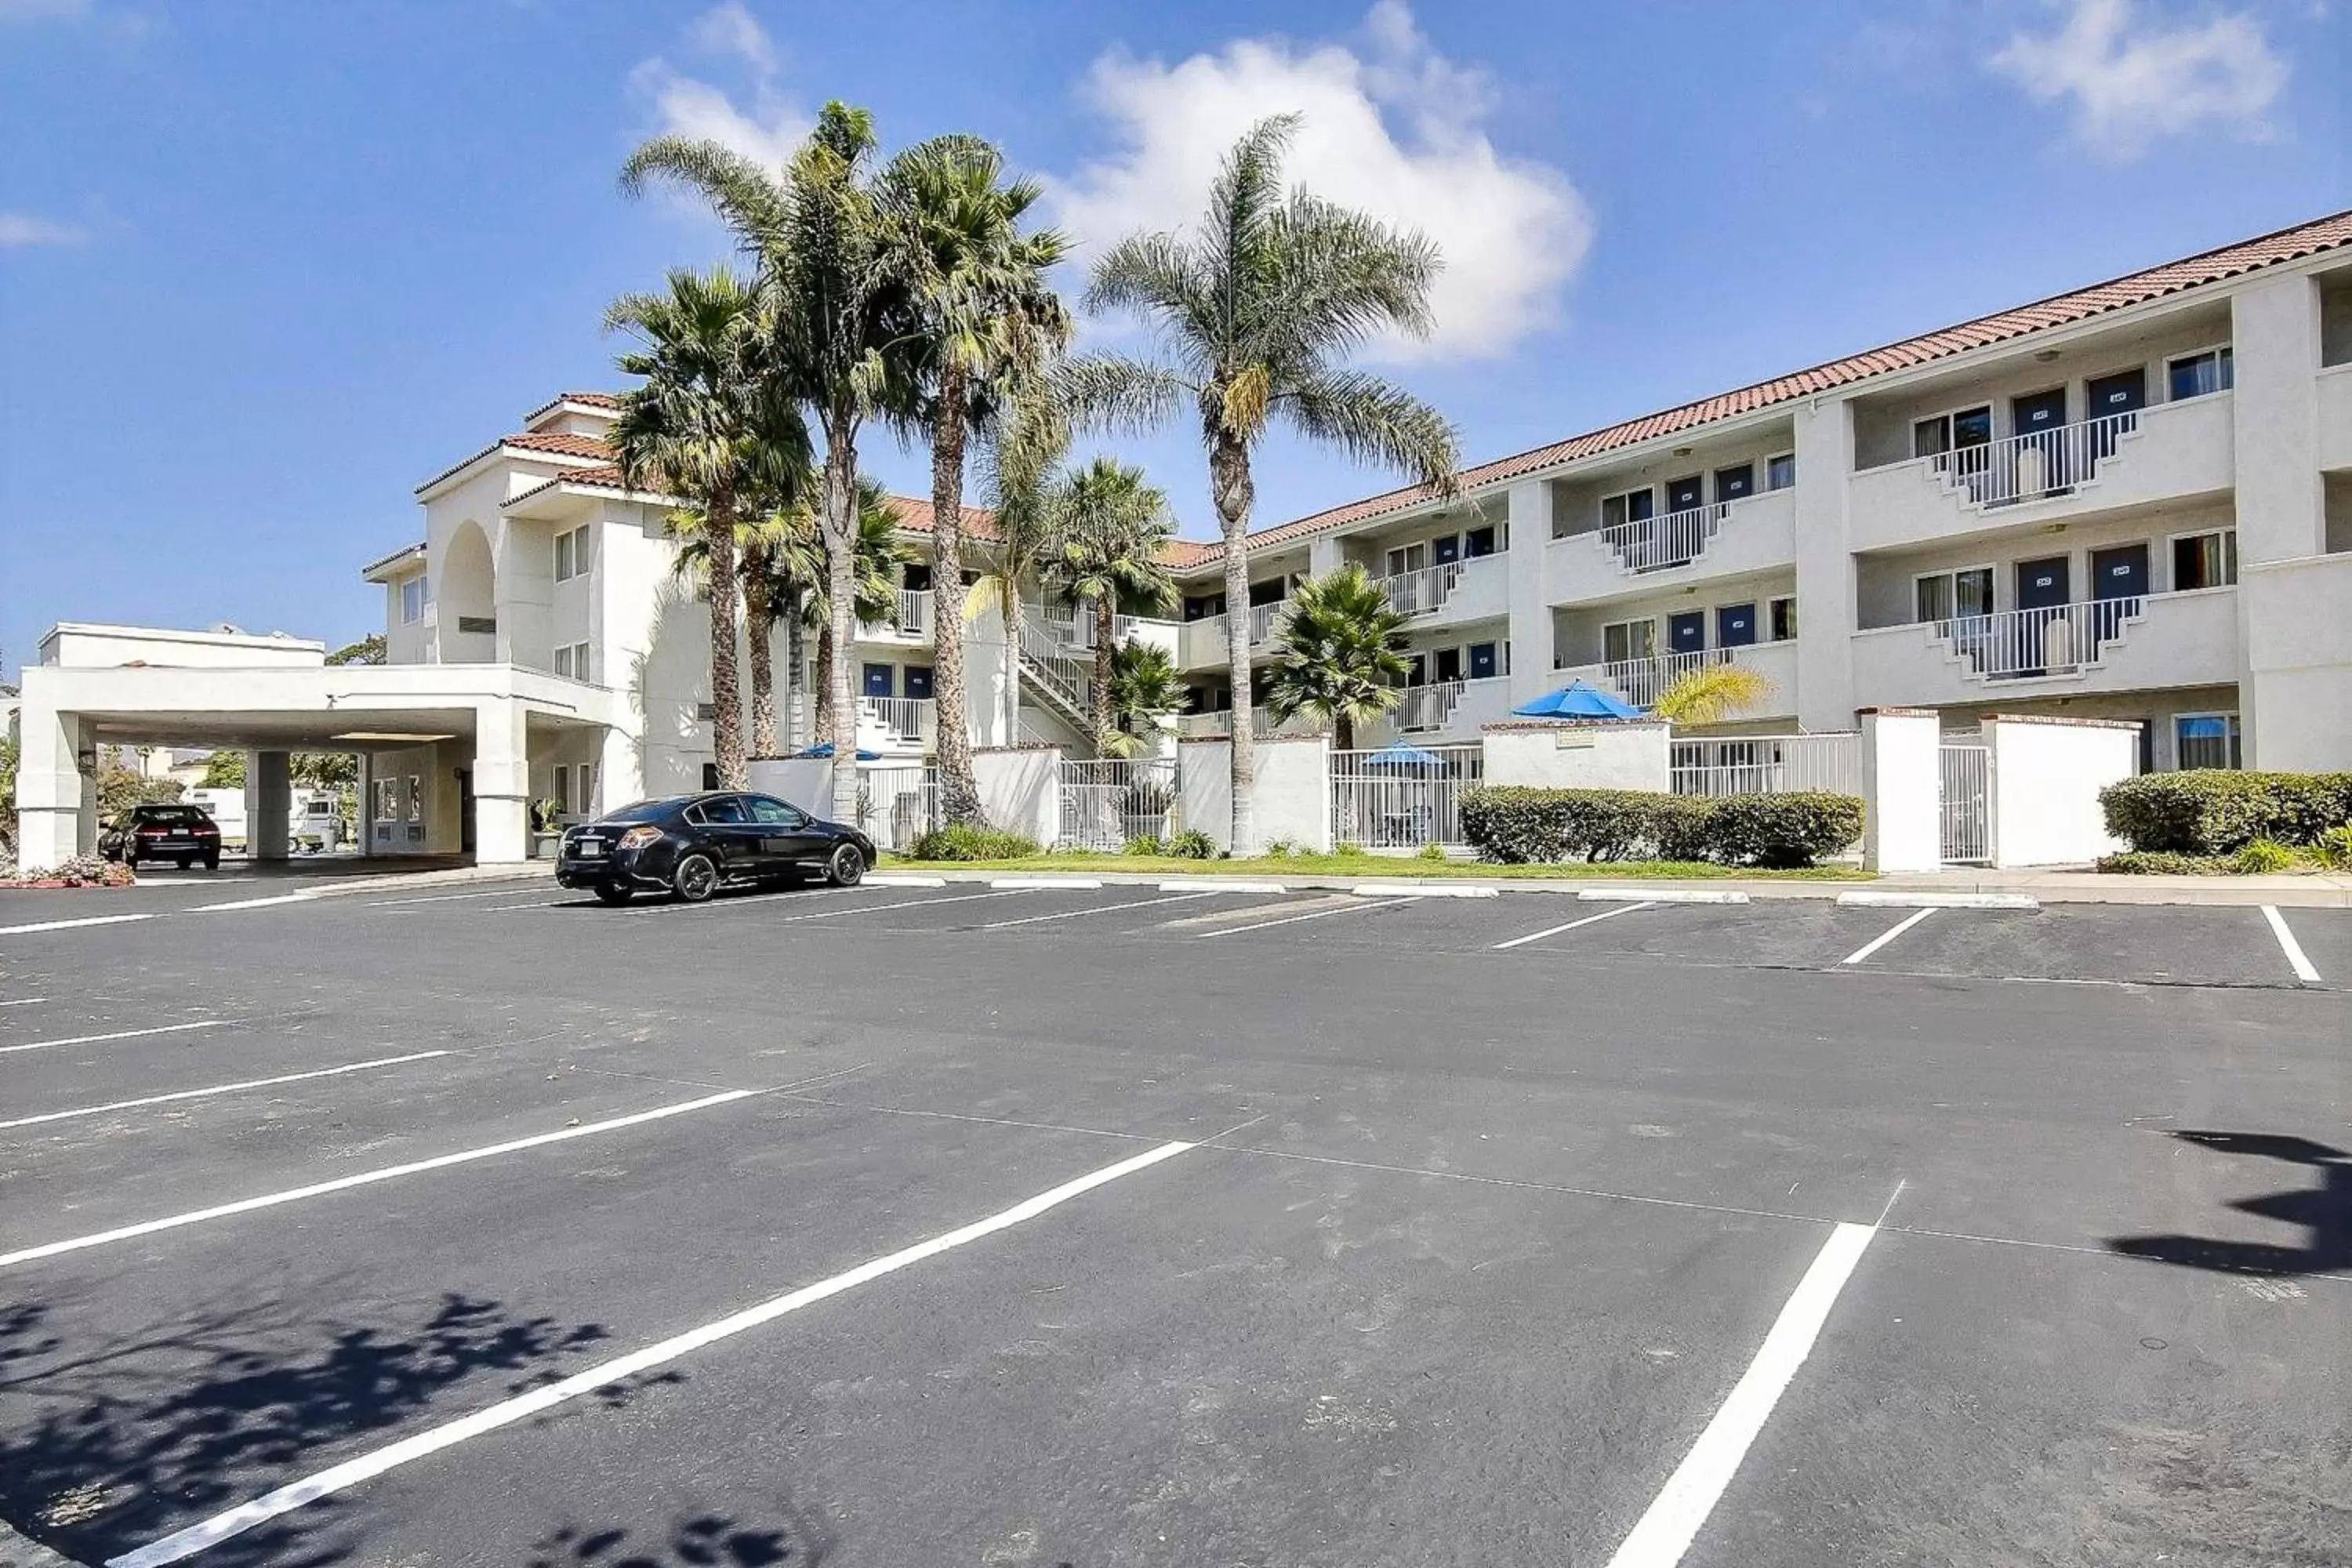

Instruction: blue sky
[2,0,2343,677]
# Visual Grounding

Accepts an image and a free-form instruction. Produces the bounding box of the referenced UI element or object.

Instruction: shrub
[1417,841,1447,862]
[1331,841,1367,858]
[1167,828,1217,860]
[1261,839,1298,858]
[1459,786,1863,868]
[1123,833,1166,856]
[908,824,1037,862]
[2100,770,2352,854]
[2233,837,2296,874]
[2096,850,2230,874]
[2314,825,2352,870]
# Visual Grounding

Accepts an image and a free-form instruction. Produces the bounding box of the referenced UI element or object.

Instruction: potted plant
[530,797,566,858]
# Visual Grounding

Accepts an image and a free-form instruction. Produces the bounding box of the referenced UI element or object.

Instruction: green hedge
[907,824,1038,861]
[2099,770,2352,853]
[1460,786,1864,869]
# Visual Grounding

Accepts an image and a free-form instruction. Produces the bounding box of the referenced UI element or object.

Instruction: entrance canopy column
[13,698,92,870]
[245,750,292,862]
[473,696,530,864]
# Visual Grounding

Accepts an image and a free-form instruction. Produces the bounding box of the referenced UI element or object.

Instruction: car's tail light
[618,826,663,850]
[139,826,169,837]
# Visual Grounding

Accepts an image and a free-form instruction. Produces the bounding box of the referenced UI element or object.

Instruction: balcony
[1546,489,1796,604]
[1556,638,1799,716]
[1175,707,1323,740]
[2318,364,2352,471]
[1368,552,1511,626]
[858,695,935,748]
[1848,394,2234,552]
[1849,586,2237,709]
[861,589,932,642]
[1177,601,1287,669]
[1358,675,1515,746]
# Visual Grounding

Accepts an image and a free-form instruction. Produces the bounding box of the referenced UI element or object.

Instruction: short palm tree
[1651,662,1774,726]
[1109,639,1189,743]
[799,477,914,744]
[1044,457,1179,740]
[1069,114,1460,851]
[885,134,1069,824]
[1264,565,1411,750]
[604,265,800,789]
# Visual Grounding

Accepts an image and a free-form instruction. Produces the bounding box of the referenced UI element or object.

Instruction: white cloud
[626,2,806,168]
[1047,1,1593,363]
[0,211,87,247]
[1988,0,2288,160]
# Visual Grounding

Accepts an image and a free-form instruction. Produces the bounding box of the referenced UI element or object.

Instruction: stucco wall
[1176,736,1330,851]
[973,747,1060,844]
[1480,721,1671,790]
[1984,716,2137,868]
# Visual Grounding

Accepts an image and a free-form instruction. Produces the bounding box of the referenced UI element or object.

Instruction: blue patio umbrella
[793,742,884,761]
[1510,681,1644,720]
[1363,739,1447,769]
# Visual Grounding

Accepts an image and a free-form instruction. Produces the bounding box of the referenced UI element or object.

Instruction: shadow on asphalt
[0,1290,628,1566]
[2107,1131,2352,1276]
[527,1504,837,1566]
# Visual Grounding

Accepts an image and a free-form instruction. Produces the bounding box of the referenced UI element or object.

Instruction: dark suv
[100,804,224,869]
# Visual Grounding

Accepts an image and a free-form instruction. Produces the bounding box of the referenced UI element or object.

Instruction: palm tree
[1044,457,1178,742]
[665,494,817,757]
[604,265,800,789]
[623,102,912,826]
[967,367,1069,746]
[884,135,1069,825]
[1069,115,1460,852]
[1265,565,1410,750]
[1108,638,1189,743]
[1651,662,1774,726]
[799,478,914,745]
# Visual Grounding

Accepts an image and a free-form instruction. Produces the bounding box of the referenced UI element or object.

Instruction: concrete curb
[1,1519,94,1568]
[1839,890,2040,910]
[1581,887,1750,905]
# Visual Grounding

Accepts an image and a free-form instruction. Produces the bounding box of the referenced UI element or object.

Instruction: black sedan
[555,791,873,906]
[100,804,224,869]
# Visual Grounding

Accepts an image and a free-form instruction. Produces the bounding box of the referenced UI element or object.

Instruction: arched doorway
[439,520,496,662]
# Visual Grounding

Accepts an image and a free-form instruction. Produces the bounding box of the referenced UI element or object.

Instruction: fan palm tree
[664,491,818,757]
[623,102,913,824]
[967,366,1069,746]
[799,477,914,744]
[884,134,1069,825]
[1068,115,1460,852]
[604,265,800,789]
[1044,457,1179,740]
[1650,662,1774,726]
[1109,638,1189,743]
[1264,566,1411,750]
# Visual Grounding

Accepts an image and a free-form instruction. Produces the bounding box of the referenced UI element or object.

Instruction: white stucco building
[1164,209,2352,775]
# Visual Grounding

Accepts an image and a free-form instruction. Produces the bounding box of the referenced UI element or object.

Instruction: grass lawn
[879,851,1873,881]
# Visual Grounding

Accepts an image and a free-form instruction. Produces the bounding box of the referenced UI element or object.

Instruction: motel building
[13,209,2352,868]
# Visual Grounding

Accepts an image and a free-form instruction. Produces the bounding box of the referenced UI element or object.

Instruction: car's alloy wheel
[826,844,865,887]
[673,852,719,903]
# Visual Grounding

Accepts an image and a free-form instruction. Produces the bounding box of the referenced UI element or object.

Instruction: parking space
[2,878,2345,1566]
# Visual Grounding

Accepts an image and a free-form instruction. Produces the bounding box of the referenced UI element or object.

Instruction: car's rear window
[601,798,680,823]
[134,806,209,824]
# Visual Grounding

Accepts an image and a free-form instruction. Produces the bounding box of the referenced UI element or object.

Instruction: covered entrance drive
[13,629,629,871]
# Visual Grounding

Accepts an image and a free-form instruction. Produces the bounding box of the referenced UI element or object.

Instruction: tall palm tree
[968,367,1069,746]
[1068,115,1461,852]
[1264,565,1410,750]
[623,102,912,825]
[1044,457,1179,742]
[802,477,916,745]
[884,135,1069,824]
[604,265,799,789]
[665,492,817,757]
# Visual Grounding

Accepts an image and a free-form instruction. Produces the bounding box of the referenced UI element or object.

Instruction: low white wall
[974,746,1061,845]
[1861,709,1940,874]
[1175,736,1332,851]
[1480,720,1671,790]
[1984,715,2138,869]
[749,757,835,818]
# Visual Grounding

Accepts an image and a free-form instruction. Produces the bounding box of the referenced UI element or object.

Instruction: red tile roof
[1183,206,2352,567]
[501,430,613,460]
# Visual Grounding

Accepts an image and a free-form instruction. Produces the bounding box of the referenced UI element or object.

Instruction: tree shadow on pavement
[2108,1131,2352,1276]
[527,1502,837,1567]
[0,1287,619,1566]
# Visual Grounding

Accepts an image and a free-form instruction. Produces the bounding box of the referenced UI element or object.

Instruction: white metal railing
[894,589,931,637]
[1175,709,1320,739]
[1671,733,1862,798]
[1925,596,2146,681]
[1372,562,1462,616]
[856,763,937,852]
[1330,743,1484,849]
[1059,757,1177,851]
[1246,601,1285,645]
[1940,743,1991,863]
[1177,711,1226,738]
[1393,681,1468,733]
[1601,503,1728,573]
[860,695,935,741]
[1596,646,1747,708]
[1922,411,2140,510]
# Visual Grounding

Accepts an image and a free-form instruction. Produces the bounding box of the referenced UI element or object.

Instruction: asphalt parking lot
[2,877,2347,1566]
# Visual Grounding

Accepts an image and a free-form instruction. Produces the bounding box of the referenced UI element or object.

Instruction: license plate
[577,840,604,858]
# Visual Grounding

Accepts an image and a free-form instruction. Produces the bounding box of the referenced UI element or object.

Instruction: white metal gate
[1059,758,1176,851]
[1938,743,1991,864]
[855,764,937,853]
[1330,743,1483,849]
[1669,732,1861,797]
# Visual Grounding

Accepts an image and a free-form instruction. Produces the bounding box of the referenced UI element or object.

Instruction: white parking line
[189,893,321,913]
[862,874,947,887]
[0,1088,753,1272]
[0,1019,230,1057]
[769,889,1027,923]
[1491,901,1656,950]
[0,1051,451,1131]
[978,890,1218,930]
[1196,895,1420,938]
[0,913,154,936]
[1601,1221,1878,1568]
[0,997,49,1007]
[2260,905,2321,983]
[107,1138,1199,1568]
[1842,907,1936,965]
[989,877,1103,890]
